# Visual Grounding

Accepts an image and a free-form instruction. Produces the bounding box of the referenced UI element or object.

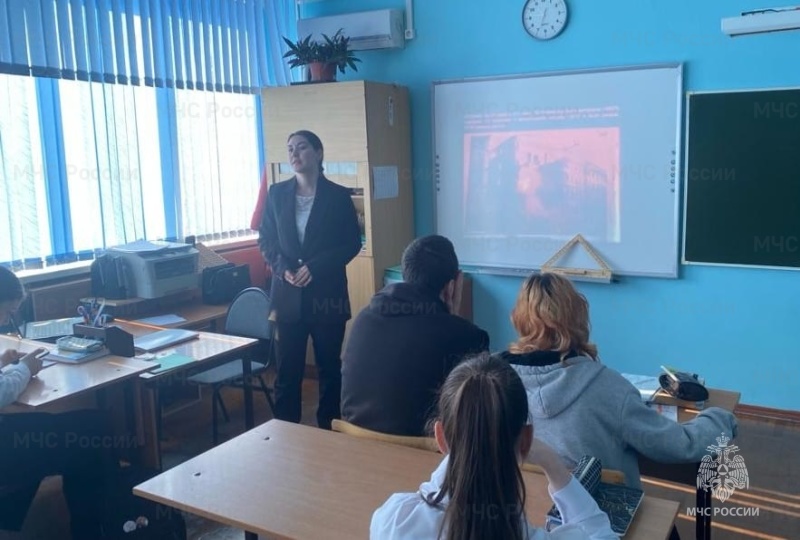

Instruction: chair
[331,419,440,453]
[188,287,276,445]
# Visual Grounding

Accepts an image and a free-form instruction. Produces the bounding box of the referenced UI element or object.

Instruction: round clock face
[522,0,569,40]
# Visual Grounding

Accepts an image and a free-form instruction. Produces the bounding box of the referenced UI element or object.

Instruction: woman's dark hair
[288,130,324,173]
[0,266,24,303]
[429,353,530,540]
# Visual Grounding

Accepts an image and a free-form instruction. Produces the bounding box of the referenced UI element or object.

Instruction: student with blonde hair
[370,354,616,540]
[495,272,737,489]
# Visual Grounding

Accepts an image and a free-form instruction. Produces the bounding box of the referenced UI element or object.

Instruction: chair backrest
[521,462,626,485]
[331,419,440,453]
[224,287,273,341]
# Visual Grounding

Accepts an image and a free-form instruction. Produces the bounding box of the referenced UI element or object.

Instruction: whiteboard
[433,63,683,278]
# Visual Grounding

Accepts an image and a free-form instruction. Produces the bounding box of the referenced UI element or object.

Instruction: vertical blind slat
[0,0,288,89]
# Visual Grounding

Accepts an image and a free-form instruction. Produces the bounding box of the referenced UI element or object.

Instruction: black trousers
[0,409,116,538]
[274,320,346,430]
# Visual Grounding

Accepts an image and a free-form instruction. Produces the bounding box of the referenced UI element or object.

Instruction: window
[0,74,263,268]
[0,74,50,264]
[59,79,166,252]
[174,89,260,241]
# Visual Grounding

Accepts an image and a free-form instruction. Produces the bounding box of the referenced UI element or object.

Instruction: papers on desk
[621,373,662,402]
[23,317,84,340]
[646,403,678,422]
[134,329,199,352]
[145,350,195,374]
[44,346,110,364]
[133,314,187,326]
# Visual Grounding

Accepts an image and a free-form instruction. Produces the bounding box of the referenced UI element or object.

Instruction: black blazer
[258,176,362,323]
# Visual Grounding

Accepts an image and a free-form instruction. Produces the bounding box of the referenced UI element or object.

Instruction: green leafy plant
[282,34,323,68]
[321,29,361,74]
[282,29,361,77]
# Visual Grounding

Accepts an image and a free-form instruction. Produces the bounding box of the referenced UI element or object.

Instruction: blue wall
[303,0,800,410]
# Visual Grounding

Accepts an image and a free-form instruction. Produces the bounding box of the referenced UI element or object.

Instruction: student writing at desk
[494,272,738,490]
[371,354,616,540]
[0,267,116,538]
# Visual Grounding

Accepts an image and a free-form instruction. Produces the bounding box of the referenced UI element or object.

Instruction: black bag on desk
[91,254,131,299]
[202,263,251,304]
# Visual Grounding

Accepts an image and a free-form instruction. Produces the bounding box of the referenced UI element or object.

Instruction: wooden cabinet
[260,81,415,359]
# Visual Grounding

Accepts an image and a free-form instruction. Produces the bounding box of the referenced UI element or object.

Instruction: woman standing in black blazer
[258,130,362,429]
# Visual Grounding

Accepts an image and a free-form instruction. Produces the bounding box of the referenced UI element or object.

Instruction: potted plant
[283,29,361,83]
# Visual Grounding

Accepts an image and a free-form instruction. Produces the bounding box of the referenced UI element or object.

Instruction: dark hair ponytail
[430,353,529,540]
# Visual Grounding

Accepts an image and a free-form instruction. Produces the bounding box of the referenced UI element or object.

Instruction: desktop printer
[107,240,199,299]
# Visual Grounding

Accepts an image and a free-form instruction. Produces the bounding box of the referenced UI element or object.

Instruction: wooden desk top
[110,321,257,381]
[678,388,741,422]
[134,420,679,540]
[0,335,154,410]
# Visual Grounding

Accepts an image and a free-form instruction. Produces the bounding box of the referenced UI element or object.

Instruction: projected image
[462,128,621,242]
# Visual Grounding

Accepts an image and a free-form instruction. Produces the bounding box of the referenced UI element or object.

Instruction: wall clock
[522,0,569,41]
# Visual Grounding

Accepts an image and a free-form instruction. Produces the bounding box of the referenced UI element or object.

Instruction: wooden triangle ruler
[541,234,613,282]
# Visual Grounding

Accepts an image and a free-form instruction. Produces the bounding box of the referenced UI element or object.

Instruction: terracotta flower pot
[308,62,337,82]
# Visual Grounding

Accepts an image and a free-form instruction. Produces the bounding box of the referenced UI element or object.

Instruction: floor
[3,378,799,540]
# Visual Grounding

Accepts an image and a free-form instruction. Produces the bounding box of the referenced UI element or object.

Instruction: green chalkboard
[683,88,800,268]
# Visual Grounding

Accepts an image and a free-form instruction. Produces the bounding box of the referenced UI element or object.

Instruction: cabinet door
[261,82,369,163]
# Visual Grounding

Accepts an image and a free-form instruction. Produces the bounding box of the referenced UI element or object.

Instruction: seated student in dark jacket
[341,235,490,436]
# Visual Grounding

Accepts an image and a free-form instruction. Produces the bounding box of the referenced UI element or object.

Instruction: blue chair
[188,287,275,445]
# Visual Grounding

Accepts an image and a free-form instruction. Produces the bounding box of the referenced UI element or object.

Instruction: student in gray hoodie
[494,272,738,489]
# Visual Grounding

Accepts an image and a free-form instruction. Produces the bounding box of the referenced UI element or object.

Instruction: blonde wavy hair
[509,272,598,360]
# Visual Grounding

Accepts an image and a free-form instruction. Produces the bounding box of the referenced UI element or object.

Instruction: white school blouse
[0,363,32,408]
[370,456,618,540]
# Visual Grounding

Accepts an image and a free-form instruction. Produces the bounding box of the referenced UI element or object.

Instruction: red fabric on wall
[250,167,269,231]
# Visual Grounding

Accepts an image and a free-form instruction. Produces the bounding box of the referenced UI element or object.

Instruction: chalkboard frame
[681,86,800,271]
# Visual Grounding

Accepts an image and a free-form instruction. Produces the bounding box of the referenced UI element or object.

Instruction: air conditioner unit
[297,9,405,51]
[722,8,800,36]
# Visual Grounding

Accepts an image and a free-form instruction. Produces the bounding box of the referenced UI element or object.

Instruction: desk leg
[243,356,254,430]
[697,486,712,540]
[137,381,163,471]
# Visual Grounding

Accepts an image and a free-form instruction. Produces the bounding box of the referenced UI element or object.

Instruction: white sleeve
[546,477,619,540]
[0,363,32,408]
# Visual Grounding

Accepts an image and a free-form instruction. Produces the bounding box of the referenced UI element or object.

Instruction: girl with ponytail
[370,354,616,540]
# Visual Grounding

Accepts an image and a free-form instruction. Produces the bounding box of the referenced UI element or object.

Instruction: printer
[107,240,199,299]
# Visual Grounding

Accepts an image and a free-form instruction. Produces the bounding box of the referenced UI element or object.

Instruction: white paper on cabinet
[373,166,399,200]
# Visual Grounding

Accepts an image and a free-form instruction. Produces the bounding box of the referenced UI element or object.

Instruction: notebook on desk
[134,329,199,353]
[23,317,84,340]
[545,456,644,536]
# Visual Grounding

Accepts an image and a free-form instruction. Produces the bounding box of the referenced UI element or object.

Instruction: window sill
[17,234,259,287]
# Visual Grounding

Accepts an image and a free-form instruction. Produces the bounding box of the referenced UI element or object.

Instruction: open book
[545,456,644,536]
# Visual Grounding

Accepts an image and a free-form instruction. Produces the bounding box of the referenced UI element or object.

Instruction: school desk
[640,387,741,540]
[0,334,153,411]
[134,419,680,540]
[112,320,259,469]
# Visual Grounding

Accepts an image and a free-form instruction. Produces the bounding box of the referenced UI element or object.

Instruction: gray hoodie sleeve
[620,389,738,464]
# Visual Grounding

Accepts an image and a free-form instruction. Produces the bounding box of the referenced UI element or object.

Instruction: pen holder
[73,324,135,357]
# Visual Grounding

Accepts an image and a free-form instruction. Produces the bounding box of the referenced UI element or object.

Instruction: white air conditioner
[297,9,405,50]
[722,8,800,36]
